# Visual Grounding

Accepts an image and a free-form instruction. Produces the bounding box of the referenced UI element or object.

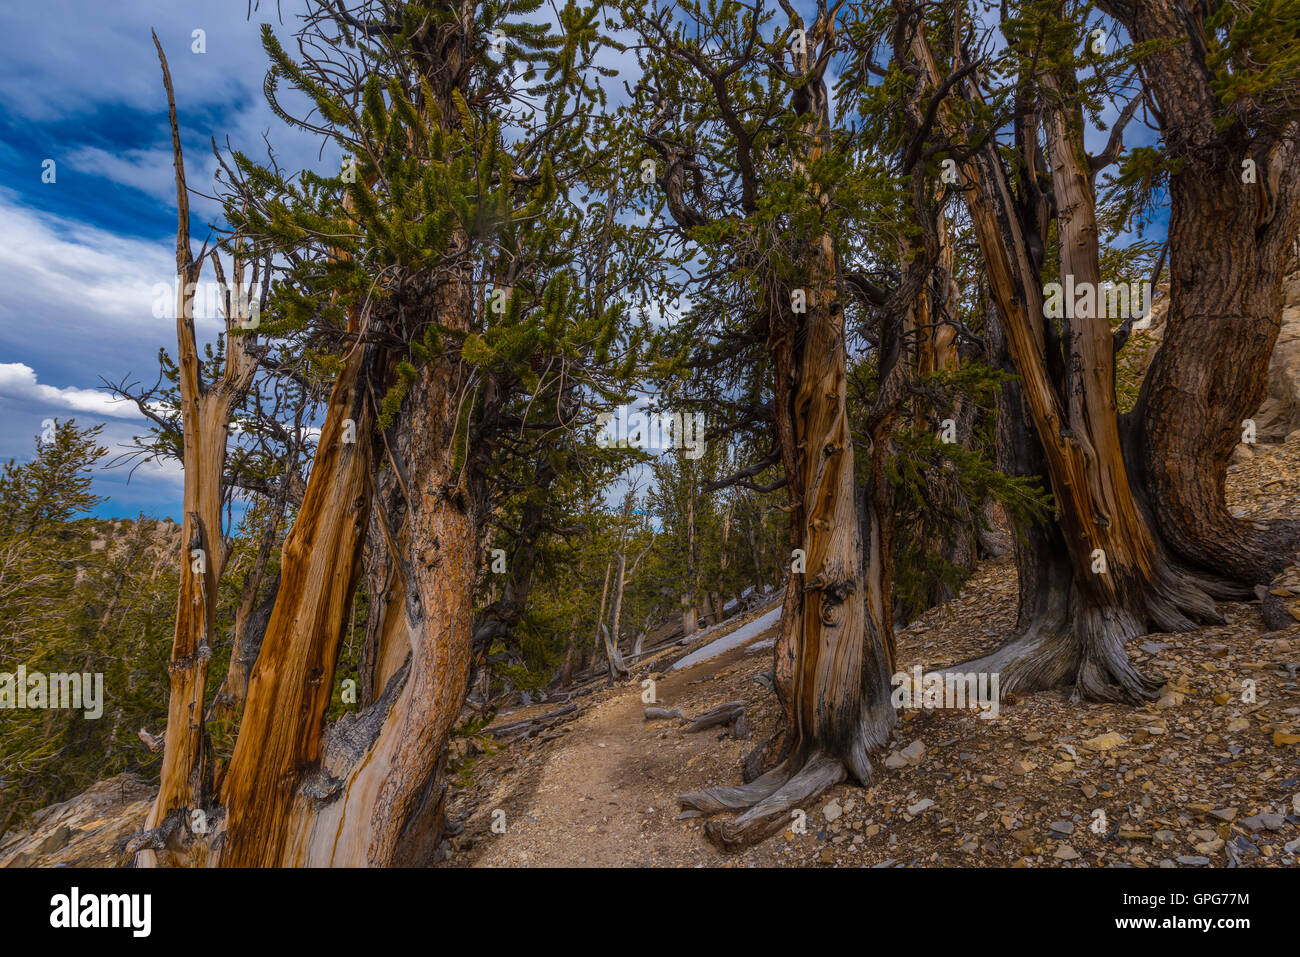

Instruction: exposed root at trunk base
[740,727,791,783]
[680,751,846,850]
[947,615,1158,704]
[943,566,1222,704]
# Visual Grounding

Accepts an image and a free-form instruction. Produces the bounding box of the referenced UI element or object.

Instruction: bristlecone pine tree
[134,0,635,867]
[623,0,928,847]
[113,0,1300,864]
[1097,0,1300,587]
[886,0,1238,702]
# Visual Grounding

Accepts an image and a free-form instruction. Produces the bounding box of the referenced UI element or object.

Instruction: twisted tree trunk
[681,10,896,847]
[910,20,1218,702]
[141,36,259,858]
[1096,0,1300,587]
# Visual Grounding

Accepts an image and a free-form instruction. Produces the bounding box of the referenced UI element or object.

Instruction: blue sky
[0,1,325,520]
[0,1,1167,522]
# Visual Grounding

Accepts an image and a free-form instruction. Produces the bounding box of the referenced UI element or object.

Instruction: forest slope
[442,437,1300,868]
[4,434,1298,869]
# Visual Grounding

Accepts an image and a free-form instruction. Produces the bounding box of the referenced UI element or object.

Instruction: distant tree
[0,422,173,838]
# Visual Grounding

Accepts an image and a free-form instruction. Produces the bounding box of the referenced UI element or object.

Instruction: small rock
[823,800,843,823]
[1240,813,1285,832]
[1083,732,1126,751]
[37,826,72,855]
[906,798,935,816]
[1231,836,1260,857]
[1176,855,1211,866]
[899,740,925,764]
[1054,844,1080,860]
[1048,820,1075,836]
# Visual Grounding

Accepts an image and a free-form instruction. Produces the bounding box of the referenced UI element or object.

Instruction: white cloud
[0,362,142,419]
[0,1,280,122]
[0,188,235,351]
[64,146,222,220]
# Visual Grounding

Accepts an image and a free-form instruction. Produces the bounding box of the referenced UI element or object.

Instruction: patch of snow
[671,606,782,670]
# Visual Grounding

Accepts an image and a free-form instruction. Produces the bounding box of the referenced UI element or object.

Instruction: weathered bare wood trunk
[282,349,478,867]
[142,36,258,858]
[217,339,381,866]
[681,11,896,847]
[909,22,1218,701]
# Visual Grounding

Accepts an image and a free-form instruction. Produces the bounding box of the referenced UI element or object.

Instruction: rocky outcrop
[1255,270,1300,441]
[0,773,154,868]
[1125,266,1299,443]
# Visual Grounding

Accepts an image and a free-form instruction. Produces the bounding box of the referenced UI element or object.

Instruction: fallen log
[643,707,684,721]
[486,703,578,739]
[641,701,749,738]
[684,701,747,736]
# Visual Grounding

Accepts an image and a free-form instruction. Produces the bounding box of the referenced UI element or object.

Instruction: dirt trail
[457,618,779,867]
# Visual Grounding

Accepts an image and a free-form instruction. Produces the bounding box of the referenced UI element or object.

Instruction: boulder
[0,773,156,868]
[1254,269,1300,441]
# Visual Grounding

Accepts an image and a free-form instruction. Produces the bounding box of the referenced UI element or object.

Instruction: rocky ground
[5,438,1298,869]
[0,774,154,867]
[439,436,1300,868]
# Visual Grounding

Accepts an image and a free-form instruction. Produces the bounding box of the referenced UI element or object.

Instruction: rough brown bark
[1096,0,1300,585]
[910,18,1218,701]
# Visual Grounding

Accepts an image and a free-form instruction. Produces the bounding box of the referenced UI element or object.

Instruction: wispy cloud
[0,363,143,419]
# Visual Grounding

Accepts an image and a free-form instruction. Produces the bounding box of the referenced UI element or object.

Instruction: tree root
[946,615,1158,704]
[680,751,845,850]
[944,561,1223,703]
